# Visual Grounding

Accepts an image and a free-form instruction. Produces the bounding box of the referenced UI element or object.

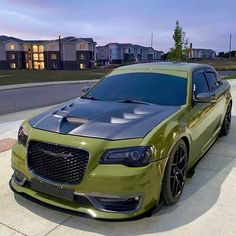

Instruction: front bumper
[11,128,166,219]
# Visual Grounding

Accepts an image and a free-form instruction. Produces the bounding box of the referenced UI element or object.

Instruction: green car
[10,63,232,219]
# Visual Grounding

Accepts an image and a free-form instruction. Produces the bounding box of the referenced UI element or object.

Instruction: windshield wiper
[82,96,102,101]
[114,98,153,105]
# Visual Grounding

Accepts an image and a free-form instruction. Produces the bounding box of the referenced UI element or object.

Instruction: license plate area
[31,178,74,202]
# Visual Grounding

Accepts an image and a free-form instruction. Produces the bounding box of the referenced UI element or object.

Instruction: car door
[187,69,218,164]
[204,68,227,134]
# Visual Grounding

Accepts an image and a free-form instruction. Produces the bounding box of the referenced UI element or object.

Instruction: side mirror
[195,92,216,103]
[82,86,90,93]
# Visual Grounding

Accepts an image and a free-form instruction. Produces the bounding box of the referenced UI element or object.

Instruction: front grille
[27,141,89,185]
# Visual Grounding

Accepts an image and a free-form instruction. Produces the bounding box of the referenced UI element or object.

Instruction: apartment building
[190,48,216,59]
[96,43,164,66]
[0,35,96,70]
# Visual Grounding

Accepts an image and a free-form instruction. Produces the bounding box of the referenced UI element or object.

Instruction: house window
[9,54,15,59]
[80,44,85,50]
[9,44,15,50]
[50,45,56,50]
[51,54,57,60]
[33,45,38,52]
[80,63,86,69]
[80,54,85,59]
[34,62,39,69]
[39,45,44,52]
[10,63,16,69]
[39,53,44,61]
[39,62,45,69]
[33,53,39,61]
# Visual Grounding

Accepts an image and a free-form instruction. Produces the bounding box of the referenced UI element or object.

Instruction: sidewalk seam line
[43,215,72,236]
[0,222,28,236]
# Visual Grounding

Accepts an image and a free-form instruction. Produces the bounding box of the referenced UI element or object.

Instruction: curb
[0,79,99,91]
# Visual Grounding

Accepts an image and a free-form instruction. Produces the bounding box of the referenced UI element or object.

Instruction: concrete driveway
[0,81,236,236]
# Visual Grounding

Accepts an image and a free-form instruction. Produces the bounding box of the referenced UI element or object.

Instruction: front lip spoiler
[12,172,143,214]
[9,177,163,221]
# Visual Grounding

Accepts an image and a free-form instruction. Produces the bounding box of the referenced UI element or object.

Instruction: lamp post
[59,35,62,70]
[229,34,232,76]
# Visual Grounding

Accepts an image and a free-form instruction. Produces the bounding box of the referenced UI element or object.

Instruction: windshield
[83,72,187,106]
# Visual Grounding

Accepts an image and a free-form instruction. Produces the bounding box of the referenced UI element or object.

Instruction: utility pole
[151,32,153,48]
[228,34,232,75]
[59,35,62,70]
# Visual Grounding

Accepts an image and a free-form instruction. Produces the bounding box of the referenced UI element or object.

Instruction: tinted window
[192,72,209,95]
[84,73,187,106]
[205,72,218,91]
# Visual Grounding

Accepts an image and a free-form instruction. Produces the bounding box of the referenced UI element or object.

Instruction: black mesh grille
[27,141,89,185]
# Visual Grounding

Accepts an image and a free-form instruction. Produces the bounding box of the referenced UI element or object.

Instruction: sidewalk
[0,79,99,91]
[0,116,236,235]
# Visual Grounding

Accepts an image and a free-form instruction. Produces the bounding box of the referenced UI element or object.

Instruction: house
[190,48,216,59]
[0,35,96,70]
[96,43,163,66]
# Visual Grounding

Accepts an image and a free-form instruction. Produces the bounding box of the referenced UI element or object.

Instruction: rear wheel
[161,140,188,205]
[220,103,232,136]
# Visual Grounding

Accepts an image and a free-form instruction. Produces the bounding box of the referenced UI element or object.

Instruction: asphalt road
[0,82,94,115]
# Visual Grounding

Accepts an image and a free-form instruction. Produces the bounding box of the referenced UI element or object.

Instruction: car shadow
[14,116,236,235]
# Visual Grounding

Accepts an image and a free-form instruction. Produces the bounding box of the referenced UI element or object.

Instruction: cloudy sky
[0,0,235,52]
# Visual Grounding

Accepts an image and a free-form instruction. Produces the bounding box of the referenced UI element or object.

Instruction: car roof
[114,62,212,73]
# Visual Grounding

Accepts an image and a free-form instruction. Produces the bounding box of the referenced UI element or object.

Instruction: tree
[168,21,189,61]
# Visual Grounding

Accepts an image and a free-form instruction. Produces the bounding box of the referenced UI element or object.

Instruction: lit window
[80,44,85,50]
[80,54,85,59]
[80,63,86,69]
[34,62,39,69]
[10,63,16,69]
[39,53,44,61]
[51,45,56,50]
[9,44,15,50]
[26,63,29,69]
[39,45,44,52]
[51,54,57,60]
[9,54,15,59]
[33,45,38,52]
[39,62,45,69]
[33,53,39,61]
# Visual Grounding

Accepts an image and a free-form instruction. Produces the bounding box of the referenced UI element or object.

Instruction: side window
[205,72,218,91]
[192,72,209,96]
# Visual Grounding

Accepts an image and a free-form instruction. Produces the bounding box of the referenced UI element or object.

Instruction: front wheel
[220,103,232,136]
[161,139,188,205]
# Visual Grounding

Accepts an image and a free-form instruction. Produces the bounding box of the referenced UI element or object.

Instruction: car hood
[29,98,179,140]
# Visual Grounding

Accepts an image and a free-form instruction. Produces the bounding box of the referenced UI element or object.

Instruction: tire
[161,139,188,205]
[220,103,232,136]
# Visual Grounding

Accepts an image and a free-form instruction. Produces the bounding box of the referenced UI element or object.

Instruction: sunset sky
[0,0,235,52]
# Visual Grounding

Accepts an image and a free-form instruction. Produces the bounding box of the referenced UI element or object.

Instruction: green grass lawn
[0,66,235,86]
[198,59,236,71]
[0,69,112,86]
[223,75,236,80]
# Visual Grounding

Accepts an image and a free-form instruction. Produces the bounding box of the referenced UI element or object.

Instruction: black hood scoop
[29,98,179,140]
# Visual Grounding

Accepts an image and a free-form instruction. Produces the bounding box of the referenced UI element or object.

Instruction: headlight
[18,126,28,146]
[100,147,152,167]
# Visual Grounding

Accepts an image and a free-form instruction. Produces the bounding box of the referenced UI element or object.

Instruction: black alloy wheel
[162,139,188,205]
